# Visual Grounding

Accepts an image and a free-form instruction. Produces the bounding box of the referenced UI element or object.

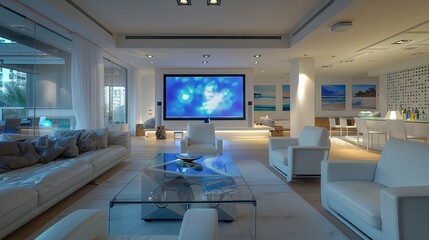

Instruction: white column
[290,58,315,137]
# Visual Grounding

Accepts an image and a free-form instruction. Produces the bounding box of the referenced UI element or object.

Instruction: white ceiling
[13,0,429,79]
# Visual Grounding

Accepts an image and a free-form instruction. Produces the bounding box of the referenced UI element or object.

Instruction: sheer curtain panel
[71,34,104,129]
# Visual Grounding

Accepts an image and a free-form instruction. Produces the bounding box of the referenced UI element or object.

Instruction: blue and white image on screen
[164,75,245,119]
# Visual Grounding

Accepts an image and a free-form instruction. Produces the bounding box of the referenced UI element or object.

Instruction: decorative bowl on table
[175,153,202,162]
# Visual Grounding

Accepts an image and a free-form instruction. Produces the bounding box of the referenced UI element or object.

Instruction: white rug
[236,160,348,240]
[105,160,348,240]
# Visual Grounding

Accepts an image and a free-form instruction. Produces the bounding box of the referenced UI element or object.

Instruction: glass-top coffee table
[109,153,257,239]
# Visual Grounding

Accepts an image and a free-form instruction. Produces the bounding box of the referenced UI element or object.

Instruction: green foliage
[0,82,26,107]
[353,87,376,97]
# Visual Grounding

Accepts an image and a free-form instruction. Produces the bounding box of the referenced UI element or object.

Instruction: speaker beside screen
[248,101,253,127]
[156,102,162,127]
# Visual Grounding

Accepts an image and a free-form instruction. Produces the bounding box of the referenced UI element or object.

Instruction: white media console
[144,125,275,139]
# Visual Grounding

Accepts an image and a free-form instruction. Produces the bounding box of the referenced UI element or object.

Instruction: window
[104,59,127,124]
[0,7,72,135]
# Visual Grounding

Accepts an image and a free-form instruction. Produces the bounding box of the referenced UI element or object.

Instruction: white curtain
[71,34,104,129]
[127,69,146,135]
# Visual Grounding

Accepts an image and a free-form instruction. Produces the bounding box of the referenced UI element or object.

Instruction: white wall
[254,76,379,119]
[155,68,253,129]
[253,78,290,120]
[315,77,379,117]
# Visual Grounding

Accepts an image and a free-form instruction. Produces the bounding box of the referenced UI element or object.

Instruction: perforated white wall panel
[387,65,429,111]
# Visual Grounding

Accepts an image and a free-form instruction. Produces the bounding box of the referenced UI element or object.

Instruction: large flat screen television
[163,74,246,120]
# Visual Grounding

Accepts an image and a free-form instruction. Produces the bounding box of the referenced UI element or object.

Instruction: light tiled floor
[4,132,380,240]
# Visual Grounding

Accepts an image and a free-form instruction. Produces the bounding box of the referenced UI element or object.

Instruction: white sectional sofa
[0,131,130,239]
[321,138,429,240]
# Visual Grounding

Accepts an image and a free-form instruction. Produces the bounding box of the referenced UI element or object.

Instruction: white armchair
[268,126,330,182]
[36,208,218,240]
[321,138,429,240]
[180,123,223,155]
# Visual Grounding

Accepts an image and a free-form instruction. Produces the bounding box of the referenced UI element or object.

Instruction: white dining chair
[354,117,387,151]
[387,120,427,143]
[328,118,341,138]
[339,118,356,138]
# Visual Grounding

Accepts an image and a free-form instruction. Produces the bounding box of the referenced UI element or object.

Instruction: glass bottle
[410,108,415,121]
[415,108,419,120]
[402,107,407,121]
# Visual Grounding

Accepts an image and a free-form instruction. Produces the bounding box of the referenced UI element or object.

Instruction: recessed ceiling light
[145,54,153,58]
[253,61,259,64]
[207,0,221,5]
[393,39,412,45]
[177,0,191,6]
[411,52,426,55]
[321,65,333,68]
[203,54,210,58]
[202,61,208,64]
[253,54,261,58]
[150,61,154,64]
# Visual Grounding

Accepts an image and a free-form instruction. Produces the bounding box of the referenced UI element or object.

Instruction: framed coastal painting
[352,84,376,109]
[321,84,346,111]
[254,85,276,111]
[282,85,290,111]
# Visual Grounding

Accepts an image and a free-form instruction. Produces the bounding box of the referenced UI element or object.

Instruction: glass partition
[0,6,72,136]
[104,58,127,125]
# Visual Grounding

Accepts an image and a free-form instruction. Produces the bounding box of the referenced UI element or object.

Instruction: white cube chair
[36,208,218,240]
[180,123,223,155]
[268,126,331,182]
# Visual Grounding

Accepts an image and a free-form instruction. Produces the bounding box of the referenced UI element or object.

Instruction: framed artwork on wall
[283,85,290,111]
[352,84,376,110]
[254,85,276,111]
[321,85,346,111]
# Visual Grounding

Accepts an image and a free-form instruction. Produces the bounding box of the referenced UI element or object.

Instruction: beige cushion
[0,141,20,156]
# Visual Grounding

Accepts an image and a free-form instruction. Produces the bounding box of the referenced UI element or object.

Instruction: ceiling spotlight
[177,0,191,6]
[207,0,221,5]
[253,61,259,64]
[393,39,412,45]
[202,61,208,64]
[253,54,261,58]
[203,54,210,58]
[331,21,353,32]
[145,54,153,58]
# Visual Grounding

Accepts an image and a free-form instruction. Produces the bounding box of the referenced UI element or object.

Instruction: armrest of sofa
[180,136,190,153]
[321,160,378,210]
[108,131,131,153]
[215,137,223,155]
[288,145,330,165]
[321,160,377,183]
[381,186,429,240]
[179,208,218,240]
[268,137,298,151]
[35,209,107,240]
